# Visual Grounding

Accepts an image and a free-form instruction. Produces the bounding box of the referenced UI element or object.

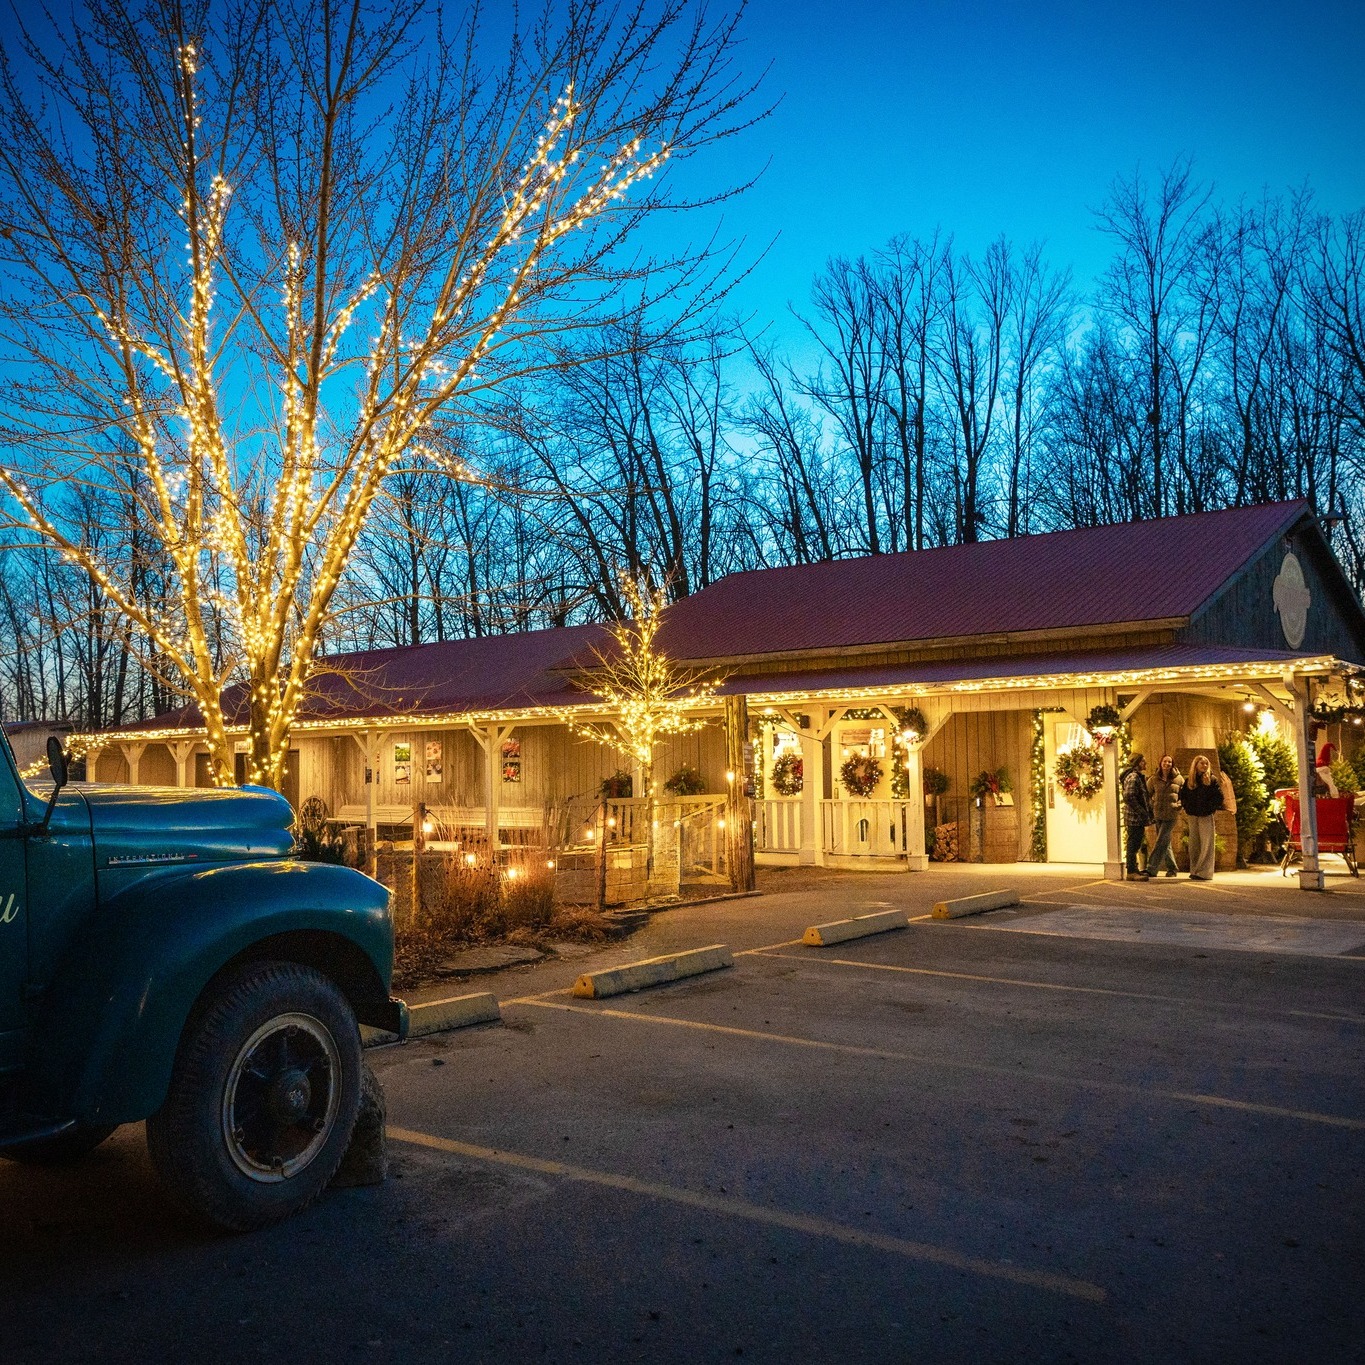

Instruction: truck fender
[25,860,396,1126]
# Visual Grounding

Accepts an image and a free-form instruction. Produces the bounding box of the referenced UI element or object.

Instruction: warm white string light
[0,61,671,790]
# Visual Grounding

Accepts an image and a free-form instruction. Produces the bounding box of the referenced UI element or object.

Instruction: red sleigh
[1276,789,1359,877]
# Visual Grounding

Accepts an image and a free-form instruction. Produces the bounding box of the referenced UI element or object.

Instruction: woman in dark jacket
[1144,754,1184,878]
[1179,755,1224,880]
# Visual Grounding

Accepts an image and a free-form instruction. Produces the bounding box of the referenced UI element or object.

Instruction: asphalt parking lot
[4,866,1364,1364]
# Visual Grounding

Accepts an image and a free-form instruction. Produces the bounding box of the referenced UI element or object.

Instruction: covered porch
[745,646,1353,890]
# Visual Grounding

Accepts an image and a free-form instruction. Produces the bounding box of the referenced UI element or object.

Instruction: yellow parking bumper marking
[388,1126,1106,1303]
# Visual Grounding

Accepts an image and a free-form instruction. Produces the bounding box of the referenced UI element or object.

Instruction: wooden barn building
[86,501,1365,890]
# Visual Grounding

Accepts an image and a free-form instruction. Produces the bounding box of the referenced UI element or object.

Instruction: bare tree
[871,233,944,551]
[741,343,842,563]
[799,256,888,553]
[932,241,1009,543]
[1094,160,1217,518]
[1002,244,1071,536]
[0,0,758,785]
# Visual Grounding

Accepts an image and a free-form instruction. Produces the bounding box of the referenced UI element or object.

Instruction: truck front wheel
[146,961,362,1231]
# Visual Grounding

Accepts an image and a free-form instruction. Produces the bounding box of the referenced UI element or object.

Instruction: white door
[1044,720,1107,863]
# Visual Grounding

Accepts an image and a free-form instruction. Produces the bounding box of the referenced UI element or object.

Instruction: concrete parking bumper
[802,909,909,945]
[931,889,1020,919]
[572,945,734,998]
[364,991,502,1046]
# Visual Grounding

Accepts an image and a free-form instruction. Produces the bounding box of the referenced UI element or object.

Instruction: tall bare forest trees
[3,148,1365,733]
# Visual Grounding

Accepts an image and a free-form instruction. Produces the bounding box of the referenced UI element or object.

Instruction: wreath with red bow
[839,753,883,797]
[771,752,804,796]
[1054,744,1105,801]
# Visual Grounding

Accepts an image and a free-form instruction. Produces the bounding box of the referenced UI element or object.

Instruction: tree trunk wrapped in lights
[0,0,759,787]
[561,575,724,881]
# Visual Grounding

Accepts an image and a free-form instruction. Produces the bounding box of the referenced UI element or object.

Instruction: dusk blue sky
[676,0,1365,341]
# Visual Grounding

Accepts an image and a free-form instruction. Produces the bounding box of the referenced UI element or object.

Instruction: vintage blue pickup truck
[0,727,406,1230]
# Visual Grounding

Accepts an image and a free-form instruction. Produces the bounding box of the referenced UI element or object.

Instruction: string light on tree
[0,0,732,791]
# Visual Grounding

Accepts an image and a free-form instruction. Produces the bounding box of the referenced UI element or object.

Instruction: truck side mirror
[40,736,68,832]
[47,736,68,789]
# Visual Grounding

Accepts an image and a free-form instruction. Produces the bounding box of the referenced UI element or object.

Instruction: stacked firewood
[931,821,959,862]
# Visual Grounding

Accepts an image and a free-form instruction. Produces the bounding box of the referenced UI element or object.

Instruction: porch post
[1290,676,1324,891]
[170,740,194,787]
[122,742,146,786]
[485,724,502,853]
[1102,740,1123,880]
[903,744,928,871]
[724,694,755,892]
[798,729,821,866]
[351,729,377,878]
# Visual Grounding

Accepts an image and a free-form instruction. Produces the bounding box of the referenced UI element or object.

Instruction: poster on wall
[501,737,522,783]
[393,741,411,785]
[425,740,443,782]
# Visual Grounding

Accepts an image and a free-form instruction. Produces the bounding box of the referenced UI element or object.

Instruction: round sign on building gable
[1272,552,1311,648]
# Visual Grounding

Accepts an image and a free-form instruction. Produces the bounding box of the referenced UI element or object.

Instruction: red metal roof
[107,502,1324,736]
[654,501,1310,662]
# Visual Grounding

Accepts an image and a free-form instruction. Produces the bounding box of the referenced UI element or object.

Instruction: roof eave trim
[634,617,1192,674]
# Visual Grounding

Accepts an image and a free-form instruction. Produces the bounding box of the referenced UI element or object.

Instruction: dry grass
[389,848,610,987]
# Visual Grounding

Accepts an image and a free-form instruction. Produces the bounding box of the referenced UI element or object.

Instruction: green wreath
[1054,744,1105,801]
[894,705,929,741]
[840,753,883,797]
[1086,704,1122,737]
[771,752,804,796]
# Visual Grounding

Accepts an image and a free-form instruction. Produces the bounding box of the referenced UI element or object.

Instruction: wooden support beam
[351,729,377,877]
[1118,687,1154,723]
[484,723,515,850]
[122,742,146,786]
[1102,740,1123,881]
[169,740,196,787]
[1251,683,1296,728]
[724,695,755,892]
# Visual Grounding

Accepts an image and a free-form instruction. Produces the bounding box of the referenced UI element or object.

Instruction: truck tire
[1,1124,118,1166]
[146,960,362,1232]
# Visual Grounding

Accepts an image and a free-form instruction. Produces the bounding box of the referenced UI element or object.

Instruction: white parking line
[511,999,1365,1131]
[388,1126,1107,1303]
[744,950,1365,1025]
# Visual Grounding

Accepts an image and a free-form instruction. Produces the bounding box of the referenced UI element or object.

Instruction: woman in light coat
[1179,754,1225,880]
[1143,754,1184,878]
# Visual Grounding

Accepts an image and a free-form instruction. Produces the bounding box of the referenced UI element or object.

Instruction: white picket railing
[820,799,912,858]
[755,797,803,854]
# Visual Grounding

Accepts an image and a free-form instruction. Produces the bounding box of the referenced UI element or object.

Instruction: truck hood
[81,783,296,870]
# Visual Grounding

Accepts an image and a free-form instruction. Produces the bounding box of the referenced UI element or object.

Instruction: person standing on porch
[1121,753,1154,876]
[1143,754,1184,878]
[1180,755,1225,880]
